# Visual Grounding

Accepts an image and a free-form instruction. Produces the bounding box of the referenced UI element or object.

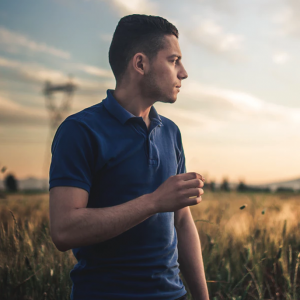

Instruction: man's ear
[132,52,149,76]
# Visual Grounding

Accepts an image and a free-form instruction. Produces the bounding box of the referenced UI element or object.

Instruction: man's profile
[49,14,209,300]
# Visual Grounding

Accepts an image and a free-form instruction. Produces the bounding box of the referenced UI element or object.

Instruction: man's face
[141,34,188,103]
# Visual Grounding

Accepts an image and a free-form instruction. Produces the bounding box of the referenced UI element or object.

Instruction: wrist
[142,193,159,215]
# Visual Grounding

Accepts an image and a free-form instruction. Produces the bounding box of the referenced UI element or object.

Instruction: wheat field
[0,191,299,300]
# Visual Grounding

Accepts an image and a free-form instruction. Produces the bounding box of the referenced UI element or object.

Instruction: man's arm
[175,207,209,300]
[49,172,204,252]
[49,186,156,252]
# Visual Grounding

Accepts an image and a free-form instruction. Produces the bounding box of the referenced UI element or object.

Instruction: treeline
[205,178,297,193]
[0,167,297,195]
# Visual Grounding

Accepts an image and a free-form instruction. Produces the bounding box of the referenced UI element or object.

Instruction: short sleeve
[49,119,95,193]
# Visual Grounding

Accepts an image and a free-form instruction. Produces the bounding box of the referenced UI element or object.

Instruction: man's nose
[179,65,188,80]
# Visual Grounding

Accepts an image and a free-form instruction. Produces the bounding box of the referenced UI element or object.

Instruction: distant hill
[253,178,300,192]
[0,177,48,191]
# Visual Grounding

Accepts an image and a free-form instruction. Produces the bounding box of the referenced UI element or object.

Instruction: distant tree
[210,181,216,192]
[237,181,247,192]
[276,187,294,193]
[220,177,230,192]
[4,174,18,192]
[205,181,213,191]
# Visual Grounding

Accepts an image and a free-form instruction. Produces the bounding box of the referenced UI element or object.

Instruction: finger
[185,188,204,198]
[188,196,202,206]
[182,178,204,189]
[180,172,205,182]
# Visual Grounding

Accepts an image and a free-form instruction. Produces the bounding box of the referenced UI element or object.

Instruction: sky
[0,0,300,185]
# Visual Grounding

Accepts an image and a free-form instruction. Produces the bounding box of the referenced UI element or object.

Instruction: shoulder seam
[65,103,103,123]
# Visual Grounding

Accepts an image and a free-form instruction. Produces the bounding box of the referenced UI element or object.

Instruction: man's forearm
[55,194,156,251]
[176,218,209,300]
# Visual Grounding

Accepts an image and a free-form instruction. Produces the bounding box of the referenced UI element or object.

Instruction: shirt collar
[103,89,163,127]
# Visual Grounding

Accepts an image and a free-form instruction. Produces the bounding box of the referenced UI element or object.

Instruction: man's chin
[156,94,177,103]
[165,98,176,103]
[171,95,177,102]
[166,94,177,103]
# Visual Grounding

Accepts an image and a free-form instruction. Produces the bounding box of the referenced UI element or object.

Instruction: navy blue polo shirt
[49,89,187,300]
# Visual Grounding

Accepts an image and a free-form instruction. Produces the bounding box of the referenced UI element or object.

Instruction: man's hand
[150,172,205,213]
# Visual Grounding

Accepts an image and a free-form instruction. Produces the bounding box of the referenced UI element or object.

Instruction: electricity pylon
[42,76,77,188]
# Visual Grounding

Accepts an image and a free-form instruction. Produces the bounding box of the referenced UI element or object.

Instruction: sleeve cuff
[49,179,90,193]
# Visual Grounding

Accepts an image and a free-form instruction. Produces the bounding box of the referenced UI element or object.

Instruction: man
[49,14,209,300]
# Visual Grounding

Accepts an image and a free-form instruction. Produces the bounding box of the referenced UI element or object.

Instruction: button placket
[148,133,153,159]
[130,119,160,165]
[147,125,159,165]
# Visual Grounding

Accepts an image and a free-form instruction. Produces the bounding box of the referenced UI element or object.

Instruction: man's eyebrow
[167,54,182,60]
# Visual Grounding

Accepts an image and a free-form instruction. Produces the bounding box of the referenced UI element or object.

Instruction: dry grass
[0,191,300,299]
[0,193,75,300]
[190,192,300,300]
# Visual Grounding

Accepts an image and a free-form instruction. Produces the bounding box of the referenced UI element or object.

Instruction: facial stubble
[141,68,175,104]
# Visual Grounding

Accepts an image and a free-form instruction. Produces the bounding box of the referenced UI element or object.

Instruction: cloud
[0,56,113,94]
[0,95,48,126]
[104,0,158,16]
[204,0,237,14]
[187,0,238,15]
[0,26,71,59]
[272,1,300,37]
[184,19,244,59]
[180,81,300,125]
[0,57,114,127]
[155,82,300,151]
[96,0,243,60]
[0,90,113,128]
[155,80,300,141]
[157,103,220,132]
[0,56,68,84]
[76,63,114,78]
[2,56,298,130]
[100,33,113,42]
[272,51,290,64]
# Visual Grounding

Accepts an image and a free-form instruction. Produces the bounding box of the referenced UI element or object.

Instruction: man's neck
[112,87,153,125]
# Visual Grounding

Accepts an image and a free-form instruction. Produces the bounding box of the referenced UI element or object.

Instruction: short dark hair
[109,14,179,82]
